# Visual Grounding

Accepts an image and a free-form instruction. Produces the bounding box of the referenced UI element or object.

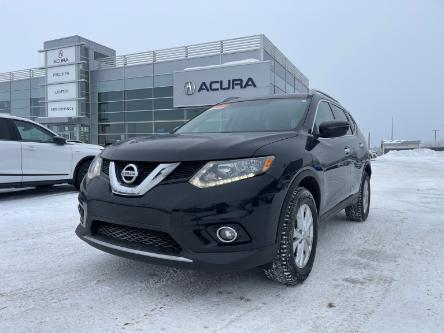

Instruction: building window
[154,109,184,121]
[125,111,153,122]
[153,86,173,98]
[153,98,173,110]
[98,91,124,102]
[125,88,153,100]
[98,101,124,113]
[98,112,124,123]
[125,99,153,111]
[126,122,153,133]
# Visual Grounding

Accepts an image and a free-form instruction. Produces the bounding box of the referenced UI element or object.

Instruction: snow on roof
[183,58,260,71]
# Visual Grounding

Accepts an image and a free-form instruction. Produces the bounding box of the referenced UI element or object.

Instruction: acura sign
[46,46,75,67]
[174,61,272,107]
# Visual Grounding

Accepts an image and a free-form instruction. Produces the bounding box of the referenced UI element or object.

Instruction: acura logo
[184,81,196,95]
[121,164,139,184]
[58,50,64,58]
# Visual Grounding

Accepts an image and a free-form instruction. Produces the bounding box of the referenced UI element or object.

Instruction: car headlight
[189,156,275,188]
[87,155,102,180]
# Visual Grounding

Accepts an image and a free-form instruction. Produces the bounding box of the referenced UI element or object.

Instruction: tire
[74,160,91,190]
[345,172,371,222]
[263,187,318,285]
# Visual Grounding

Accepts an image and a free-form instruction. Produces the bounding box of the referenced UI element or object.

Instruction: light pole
[432,129,440,147]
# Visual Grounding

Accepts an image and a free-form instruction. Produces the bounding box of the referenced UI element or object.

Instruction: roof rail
[221,97,239,103]
[310,89,339,103]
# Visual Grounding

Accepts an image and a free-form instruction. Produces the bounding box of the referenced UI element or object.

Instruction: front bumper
[76,173,285,271]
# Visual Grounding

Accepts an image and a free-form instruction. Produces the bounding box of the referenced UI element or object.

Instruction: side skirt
[319,193,360,223]
[0,179,73,189]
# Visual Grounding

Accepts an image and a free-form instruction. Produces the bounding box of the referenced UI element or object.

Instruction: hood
[101,132,297,162]
[68,142,103,150]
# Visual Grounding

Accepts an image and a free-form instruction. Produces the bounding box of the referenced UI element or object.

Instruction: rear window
[177,98,310,133]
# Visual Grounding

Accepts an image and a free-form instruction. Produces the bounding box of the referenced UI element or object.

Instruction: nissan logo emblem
[121,164,139,184]
[184,81,196,95]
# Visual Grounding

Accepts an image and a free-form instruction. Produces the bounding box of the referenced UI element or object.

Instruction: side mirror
[53,136,67,145]
[318,121,350,138]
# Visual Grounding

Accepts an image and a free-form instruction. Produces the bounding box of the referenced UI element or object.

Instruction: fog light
[216,226,238,243]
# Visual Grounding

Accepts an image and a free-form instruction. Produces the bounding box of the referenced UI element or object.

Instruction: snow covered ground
[1,150,443,333]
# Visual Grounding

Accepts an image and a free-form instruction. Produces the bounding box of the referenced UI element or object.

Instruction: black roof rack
[310,89,339,103]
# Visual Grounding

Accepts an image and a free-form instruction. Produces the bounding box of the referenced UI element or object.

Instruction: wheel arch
[291,168,322,213]
[273,167,323,243]
[72,155,95,182]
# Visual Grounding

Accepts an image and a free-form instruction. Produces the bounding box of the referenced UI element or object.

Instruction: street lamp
[432,129,440,147]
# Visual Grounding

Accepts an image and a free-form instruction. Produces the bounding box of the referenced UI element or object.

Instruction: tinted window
[98,101,124,113]
[98,91,124,102]
[0,119,13,140]
[125,88,153,100]
[314,102,335,134]
[330,104,353,135]
[14,120,54,143]
[177,98,310,133]
[126,99,153,111]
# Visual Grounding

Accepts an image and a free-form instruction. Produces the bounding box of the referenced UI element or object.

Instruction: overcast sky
[0,0,443,145]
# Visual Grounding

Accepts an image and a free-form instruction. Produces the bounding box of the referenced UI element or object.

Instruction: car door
[330,104,357,196]
[11,119,73,182]
[311,101,350,211]
[0,118,22,185]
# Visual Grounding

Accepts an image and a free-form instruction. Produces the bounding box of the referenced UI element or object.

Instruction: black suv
[76,91,371,285]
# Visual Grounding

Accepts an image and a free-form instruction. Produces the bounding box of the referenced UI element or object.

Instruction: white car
[0,114,102,190]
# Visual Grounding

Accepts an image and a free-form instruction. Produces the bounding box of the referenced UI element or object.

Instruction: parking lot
[1,150,444,333]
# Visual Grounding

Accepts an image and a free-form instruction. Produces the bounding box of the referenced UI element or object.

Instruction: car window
[330,104,353,135]
[346,112,358,134]
[313,102,335,134]
[13,120,54,143]
[0,118,13,141]
[177,98,310,133]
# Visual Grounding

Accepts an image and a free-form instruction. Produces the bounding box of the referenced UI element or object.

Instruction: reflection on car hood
[101,132,297,162]
[68,142,103,150]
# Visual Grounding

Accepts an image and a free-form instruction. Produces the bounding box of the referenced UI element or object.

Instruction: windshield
[176,98,310,133]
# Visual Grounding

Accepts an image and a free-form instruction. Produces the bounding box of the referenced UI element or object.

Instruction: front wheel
[263,187,318,285]
[345,172,371,222]
[74,160,91,190]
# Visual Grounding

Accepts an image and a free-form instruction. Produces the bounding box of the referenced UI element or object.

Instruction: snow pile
[378,148,444,164]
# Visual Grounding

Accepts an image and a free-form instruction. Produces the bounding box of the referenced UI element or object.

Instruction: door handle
[26,146,37,151]
[344,147,351,155]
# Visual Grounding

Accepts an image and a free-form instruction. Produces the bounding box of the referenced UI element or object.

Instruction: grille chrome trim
[109,161,180,196]
[83,236,193,263]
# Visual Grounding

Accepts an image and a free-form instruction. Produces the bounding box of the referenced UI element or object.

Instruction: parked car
[0,114,102,190]
[76,91,371,285]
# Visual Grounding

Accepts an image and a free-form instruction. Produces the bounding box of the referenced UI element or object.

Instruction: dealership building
[0,34,308,145]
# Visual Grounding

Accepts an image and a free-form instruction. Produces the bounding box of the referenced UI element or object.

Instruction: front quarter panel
[254,134,325,214]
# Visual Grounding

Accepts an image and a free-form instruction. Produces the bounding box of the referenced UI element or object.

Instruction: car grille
[93,221,181,255]
[102,159,204,184]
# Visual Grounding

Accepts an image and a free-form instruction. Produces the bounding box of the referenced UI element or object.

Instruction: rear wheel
[74,160,91,190]
[263,187,318,285]
[345,172,370,222]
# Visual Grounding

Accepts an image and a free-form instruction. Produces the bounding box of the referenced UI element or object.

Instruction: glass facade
[1,35,308,146]
[94,75,207,145]
[0,76,45,119]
